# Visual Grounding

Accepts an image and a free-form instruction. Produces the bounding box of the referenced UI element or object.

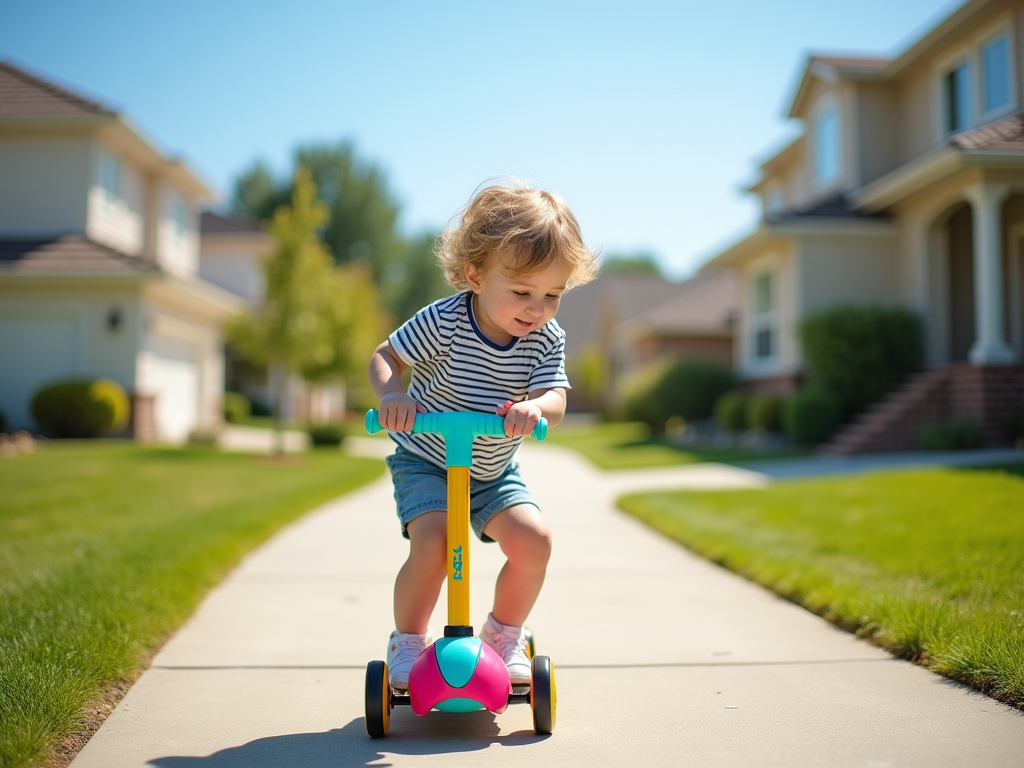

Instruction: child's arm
[497,388,566,438]
[369,340,425,432]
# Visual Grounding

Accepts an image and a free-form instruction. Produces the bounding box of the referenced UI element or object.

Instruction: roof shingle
[0,235,160,274]
[0,61,116,118]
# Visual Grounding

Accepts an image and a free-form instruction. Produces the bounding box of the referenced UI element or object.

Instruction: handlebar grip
[365,409,547,442]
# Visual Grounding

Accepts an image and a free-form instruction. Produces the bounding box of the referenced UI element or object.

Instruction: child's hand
[496,399,543,438]
[378,392,426,432]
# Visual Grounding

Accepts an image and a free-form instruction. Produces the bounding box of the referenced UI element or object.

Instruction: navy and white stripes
[388,291,570,480]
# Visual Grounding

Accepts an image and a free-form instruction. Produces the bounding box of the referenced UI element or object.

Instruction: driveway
[71,440,1024,767]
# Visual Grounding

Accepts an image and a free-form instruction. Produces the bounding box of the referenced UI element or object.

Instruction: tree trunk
[270,360,286,456]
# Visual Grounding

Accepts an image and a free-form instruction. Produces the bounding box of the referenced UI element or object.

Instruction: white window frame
[169,190,189,239]
[934,15,1017,140]
[751,269,778,364]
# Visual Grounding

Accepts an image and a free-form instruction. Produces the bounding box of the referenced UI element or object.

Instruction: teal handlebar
[365,409,547,468]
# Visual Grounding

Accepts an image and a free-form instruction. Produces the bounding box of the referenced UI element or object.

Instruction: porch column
[965,183,1015,364]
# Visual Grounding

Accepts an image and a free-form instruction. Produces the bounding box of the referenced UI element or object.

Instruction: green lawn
[546,420,808,469]
[0,442,384,768]
[618,464,1024,708]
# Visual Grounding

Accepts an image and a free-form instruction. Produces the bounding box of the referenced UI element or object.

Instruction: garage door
[145,334,199,443]
[0,308,82,430]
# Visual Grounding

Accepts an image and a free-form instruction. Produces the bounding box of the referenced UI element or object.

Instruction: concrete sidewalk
[72,442,1024,767]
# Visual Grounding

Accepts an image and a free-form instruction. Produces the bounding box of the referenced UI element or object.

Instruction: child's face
[464,253,572,346]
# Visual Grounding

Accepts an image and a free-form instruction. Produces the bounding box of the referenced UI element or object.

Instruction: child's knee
[492,506,552,565]
[407,511,447,564]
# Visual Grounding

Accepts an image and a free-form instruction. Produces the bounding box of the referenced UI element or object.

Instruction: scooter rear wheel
[530,655,556,735]
[365,660,390,738]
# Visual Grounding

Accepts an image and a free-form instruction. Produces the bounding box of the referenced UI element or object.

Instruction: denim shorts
[384,445,539,543]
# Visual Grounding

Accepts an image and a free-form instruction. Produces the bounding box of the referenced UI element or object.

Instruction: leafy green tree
[387,231,454,324]
[599,252,664,277]
[233,141,426,320]
[227,169,387,450]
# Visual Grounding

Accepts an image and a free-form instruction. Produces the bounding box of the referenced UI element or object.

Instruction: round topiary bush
[31,378,130,438]
[783,387,841,445]
[714,390,747,431]
[746,393,784,432]
[223,391,251,424]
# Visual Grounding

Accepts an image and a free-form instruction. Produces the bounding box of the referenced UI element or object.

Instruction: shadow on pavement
[149,710,547,767]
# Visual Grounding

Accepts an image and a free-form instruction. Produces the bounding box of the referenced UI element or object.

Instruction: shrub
[714,390,747,431]
[31,379,130,438]
[800,305,923,418]
[0,409,6,433]
[250,398,273,417]
[783,387,841,445]
[308,423,345,447]
[620,358,735,432]
[746,393,784,432]
[1002,408,1024,442]
[223,392,251,424]
[919,418,982,451]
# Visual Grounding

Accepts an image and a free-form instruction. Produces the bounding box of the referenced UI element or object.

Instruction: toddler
[368,181,598,688]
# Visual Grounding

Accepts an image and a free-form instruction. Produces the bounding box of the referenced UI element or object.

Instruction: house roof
[767,192,890,224]
[949,110,1024,151]
[0,60,116,118]
[200,212,265,235]
[787,55,890,118]
[557,273,682,359]
[0,60,216,200]
[0,235,161,275]
[616,269,737,339]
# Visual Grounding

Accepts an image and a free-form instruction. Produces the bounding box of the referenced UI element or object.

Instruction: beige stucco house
[0,61,243,442]
[704,0,1024,451]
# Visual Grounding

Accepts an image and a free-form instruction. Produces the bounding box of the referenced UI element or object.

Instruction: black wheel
[524,627,536,658]
[530,655,556,735]
[365,660,390,738]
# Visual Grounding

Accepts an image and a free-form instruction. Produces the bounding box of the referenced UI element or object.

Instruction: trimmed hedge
[621,358,735,432]
[746,393,784,432]
[783,387,841,445]
[799,305,923,417]
[308,423,345,447]
[31,379,130,438]
[223,392,251,424]
[714,390,748,431]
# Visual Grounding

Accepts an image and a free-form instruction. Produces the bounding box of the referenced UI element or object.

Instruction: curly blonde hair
[437,181,599,291]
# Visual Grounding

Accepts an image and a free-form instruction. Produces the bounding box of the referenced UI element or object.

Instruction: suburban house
[0,61,242,442]
[199,212,346,423]
[556,271,736,410]
[703,0,1024,452]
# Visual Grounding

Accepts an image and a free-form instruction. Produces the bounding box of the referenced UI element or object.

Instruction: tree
[232,141,422,319]
[599,252,664,277]
[226,168,387,451]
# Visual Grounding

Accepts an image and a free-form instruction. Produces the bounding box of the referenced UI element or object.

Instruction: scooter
[363,409,556,738]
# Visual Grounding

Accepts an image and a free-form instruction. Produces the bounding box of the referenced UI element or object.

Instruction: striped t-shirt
[388,291,571,480]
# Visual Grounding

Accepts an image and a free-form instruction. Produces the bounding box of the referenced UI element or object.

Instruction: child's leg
[481,504,552,627]
[394,510,447,634]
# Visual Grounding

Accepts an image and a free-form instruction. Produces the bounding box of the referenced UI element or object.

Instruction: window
[944,63,971,133]
[814,107,840,186]
[982,34,1010,114]
[765,189,784,219]
[752,271,777,361]
[170,192,188,237]
[101,152,119,204]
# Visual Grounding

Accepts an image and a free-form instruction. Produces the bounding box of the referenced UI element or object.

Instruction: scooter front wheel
[530,655,556,735]
[365,660,390,738]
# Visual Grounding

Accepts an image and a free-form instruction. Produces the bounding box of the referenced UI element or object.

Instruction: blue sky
[1,0,962,279]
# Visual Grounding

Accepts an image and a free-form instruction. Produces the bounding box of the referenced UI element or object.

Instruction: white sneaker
[480,614,531,685]
[386,631,431,690]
